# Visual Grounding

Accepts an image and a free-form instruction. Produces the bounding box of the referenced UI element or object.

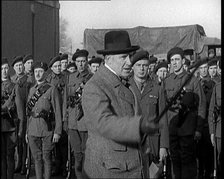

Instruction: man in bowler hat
[82,30,159,178]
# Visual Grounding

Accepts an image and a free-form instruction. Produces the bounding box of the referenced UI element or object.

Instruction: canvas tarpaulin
[84,24,207,57]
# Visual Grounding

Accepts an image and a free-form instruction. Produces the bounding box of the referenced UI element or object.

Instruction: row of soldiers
[1,31,222,179]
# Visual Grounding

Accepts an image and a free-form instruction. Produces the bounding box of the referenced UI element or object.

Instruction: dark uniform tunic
[45,71,67,175]
[63,68,92,179]
[129,76,169,178]
[11,73,33,173]
[208,82,221,172]
[163,70,206,179]
[1,79,24,179]
[27,81,62,179]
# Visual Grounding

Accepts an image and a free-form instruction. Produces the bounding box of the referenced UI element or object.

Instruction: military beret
[149,55,157,64]
[72,49,89,61]
[23,54,33,64]
[67,62,77,69]
[12,56,24,67]
[184,58,191,66]
[154,61,168,73]
[60,53,68,61]
[167,47,184,63]
[208,57,217,67]
[32,61,48,72]
[48,55,61,68]
[2,57,9,65]
[131,50,149,66]
[88,56,103,65]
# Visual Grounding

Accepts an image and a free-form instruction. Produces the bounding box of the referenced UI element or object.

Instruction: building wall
[2,0,59,72]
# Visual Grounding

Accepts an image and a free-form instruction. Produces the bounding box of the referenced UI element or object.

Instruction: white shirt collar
[104,63,119,77]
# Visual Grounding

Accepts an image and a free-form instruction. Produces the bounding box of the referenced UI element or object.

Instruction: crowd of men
[1,30,222,179]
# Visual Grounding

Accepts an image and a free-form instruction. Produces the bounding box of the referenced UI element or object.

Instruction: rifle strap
[27,83,51,112]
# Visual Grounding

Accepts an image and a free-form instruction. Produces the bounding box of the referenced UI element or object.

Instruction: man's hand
[159,148,168,161]
[52,133,60,143]
[210,134,215,146]
[194,131,201,141]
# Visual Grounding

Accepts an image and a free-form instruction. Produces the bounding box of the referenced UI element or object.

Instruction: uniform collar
[173,70,187,79]
[77,68,90,78]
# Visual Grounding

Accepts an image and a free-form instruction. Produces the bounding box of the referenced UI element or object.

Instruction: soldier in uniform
[163,47,206,179]
[208,58,220,84]
[46,55,68,176]
[88,56,103,74]
[129,50,169,178]
[23,54,35,85]
[60,53,69,76]
[148,55,157,80]
[11,56,32,174]
[197,60,216,179]
[1,57,25,179]
[208,60,221,178]
[154,61,169,86]
[26,61,62,179]
[63,49,93,179]
[66,62,77,74]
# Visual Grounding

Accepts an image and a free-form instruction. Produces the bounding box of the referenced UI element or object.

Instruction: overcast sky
[59,0,221,52]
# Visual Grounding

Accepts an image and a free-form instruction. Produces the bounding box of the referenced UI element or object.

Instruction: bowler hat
[12,56,23,67]
[154,61,168,73]
[2,57,9,66]
[131,50,149,66]
[167,47,184,63]
[48,55,61,68]
[23,54,33,64]
[88,56,103,65]
[32,61,48,72]
[97,30,139,55]
[60,53,68,61]
[72,49,89,61]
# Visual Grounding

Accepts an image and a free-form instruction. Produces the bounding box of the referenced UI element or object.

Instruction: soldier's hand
[52,133,61,143]
[194,131,201,141]
[25,134,28,144]
[159,148,168,161]
[140,116,159,135]
[210,134,215,146]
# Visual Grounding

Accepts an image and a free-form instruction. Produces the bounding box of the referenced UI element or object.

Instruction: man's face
[51,61,61,75]
[148,63,156,72]
[107,53,132,78]
[208,52,215,58]
[61,59,68,72]
[183,64,189,72]
[199,63,208,78]
[13,61,24,75]
[24,59,33,73]
[67,66,76,73]
[208,65,217,78]
[2,64,9,79]
[89,63,100,74]
[132,59,149,80]
[170,54,184,73]
[34,68,45,82]
[75,56,87,73]
[156,67,168,81]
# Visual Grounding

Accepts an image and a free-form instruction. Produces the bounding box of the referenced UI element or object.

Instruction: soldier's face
[61,59,68,72]
[89,63,100,74]
[75,56,87,73]
[34,68,45,82]
[156,67,168,81]
[199,63,208,78]
[170,54,184,73]
[13,61,24,75]
[24,59,33,72]
[51,61,61,75]
[132,59,149,80]
[208,65,217,78]
[148,63,156,72]
[1,64,9,80]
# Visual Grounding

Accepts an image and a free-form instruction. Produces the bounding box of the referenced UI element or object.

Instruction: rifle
[25,142,31,179]
[66,134,72,179]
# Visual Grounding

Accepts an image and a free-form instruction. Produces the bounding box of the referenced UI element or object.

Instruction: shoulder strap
[27,84,51,112]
